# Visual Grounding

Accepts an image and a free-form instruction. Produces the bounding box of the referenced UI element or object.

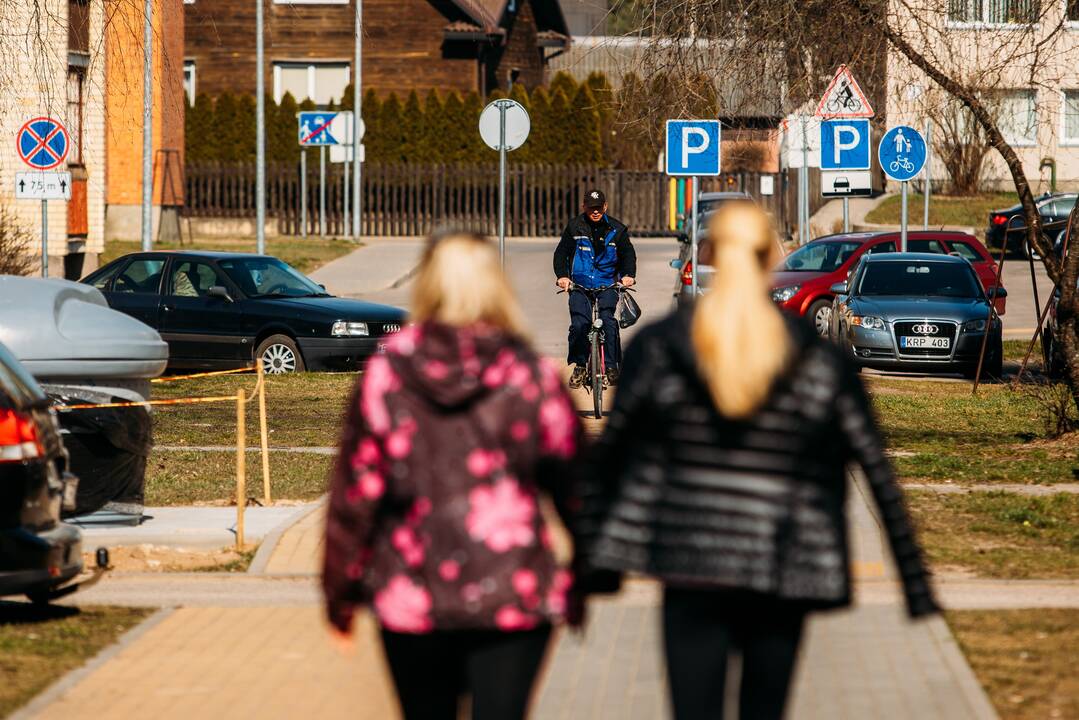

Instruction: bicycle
[558,282,625,420]
[889,157,915,174]
[825,93,862,114]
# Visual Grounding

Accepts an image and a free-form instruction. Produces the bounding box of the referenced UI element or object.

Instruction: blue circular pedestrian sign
[878,125,926,182]
[17,117,69,170]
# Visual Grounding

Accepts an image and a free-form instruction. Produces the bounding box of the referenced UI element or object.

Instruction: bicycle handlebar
[556,282,633,295]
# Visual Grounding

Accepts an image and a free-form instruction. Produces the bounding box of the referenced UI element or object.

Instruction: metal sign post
[923,120,932,230]
[878,125,927,253]
[843,197,850,233]
[141,0,153,252]
[343,154,350,238]
[352,0,363,239]
[800,115,808,245]
[255,0,266,254]
[690,177,700,296]
[41,200,47,277]
[15,117,70,277]
[663,119,722,292]
[300,149,307,239]
[478,99,530,267]
[319,146,327,237]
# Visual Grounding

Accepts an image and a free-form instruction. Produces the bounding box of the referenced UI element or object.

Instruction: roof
[448,0,568,35]
[812,230,978,243]
[863,252,968,264]
[443,20,502,38]
[112,250,270,260]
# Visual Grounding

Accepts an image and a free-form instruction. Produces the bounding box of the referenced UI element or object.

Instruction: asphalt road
[1000,257,1055,340]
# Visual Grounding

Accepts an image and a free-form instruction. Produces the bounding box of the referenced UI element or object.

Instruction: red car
[771,231,1005,336]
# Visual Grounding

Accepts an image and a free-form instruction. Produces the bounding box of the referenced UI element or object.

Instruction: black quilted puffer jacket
[575,307,938,618]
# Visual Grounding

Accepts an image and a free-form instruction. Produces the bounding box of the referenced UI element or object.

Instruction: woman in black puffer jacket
[574,203,938,720]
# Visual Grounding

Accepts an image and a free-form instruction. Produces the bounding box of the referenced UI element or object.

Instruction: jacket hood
[389,322,531,408]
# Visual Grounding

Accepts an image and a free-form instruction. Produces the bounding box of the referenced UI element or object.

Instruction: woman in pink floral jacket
[322,231,582,720]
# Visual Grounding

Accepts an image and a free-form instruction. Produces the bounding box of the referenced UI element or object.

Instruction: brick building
[184,0,570,104]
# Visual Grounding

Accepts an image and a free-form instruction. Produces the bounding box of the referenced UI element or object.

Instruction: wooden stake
[258,359,271,504]
[236,388,246,548]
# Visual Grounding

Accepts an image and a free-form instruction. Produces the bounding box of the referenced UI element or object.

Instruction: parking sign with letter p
[820,118,870,171]
[665,120,721,176]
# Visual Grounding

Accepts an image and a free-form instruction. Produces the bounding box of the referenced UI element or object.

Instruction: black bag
[617,289,642,328]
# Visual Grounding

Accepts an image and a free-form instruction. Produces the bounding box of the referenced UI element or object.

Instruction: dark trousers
[662,587,806,720]
[380,626,552,720]
[567,288,621,369]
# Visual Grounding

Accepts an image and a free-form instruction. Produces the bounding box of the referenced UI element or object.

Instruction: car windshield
[779,241,862,272]
[858,261,982,298]
[218,257,326,298]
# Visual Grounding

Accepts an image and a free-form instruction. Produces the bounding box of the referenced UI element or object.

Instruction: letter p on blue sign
[820,118,871,171]
[665,120,721,176]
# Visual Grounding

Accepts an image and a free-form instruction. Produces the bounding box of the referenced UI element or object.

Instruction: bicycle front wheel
[590,336,603,420]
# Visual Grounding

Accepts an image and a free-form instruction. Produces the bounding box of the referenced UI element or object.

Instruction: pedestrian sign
[820,119,871,171]
[297,111,351,147]
[665,120,721,176]
[17,117,69,170]
[878,126,926,182]
[815,65,874,119]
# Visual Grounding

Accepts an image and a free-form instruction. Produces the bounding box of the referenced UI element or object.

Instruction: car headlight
[771,285,801,303]
[962,317,999,332]
[331,320,369,337]
[851,316,885,330]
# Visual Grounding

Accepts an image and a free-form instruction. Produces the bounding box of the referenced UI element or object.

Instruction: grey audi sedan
[830,253,1006,379]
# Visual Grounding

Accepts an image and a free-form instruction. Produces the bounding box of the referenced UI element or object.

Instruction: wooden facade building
[184,0,570,104]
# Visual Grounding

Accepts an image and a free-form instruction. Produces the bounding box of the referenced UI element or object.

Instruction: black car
[986,192,1074,258]
[82,252,407,374]
[0,341,104,602]
[1043,281,1075,379]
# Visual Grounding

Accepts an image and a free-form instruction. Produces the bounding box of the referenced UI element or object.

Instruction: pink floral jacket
[322,322,582,634]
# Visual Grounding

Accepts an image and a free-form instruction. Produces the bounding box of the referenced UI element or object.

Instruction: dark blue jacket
[553,214,636,289]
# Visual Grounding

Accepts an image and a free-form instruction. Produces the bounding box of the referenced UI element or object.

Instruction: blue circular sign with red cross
[16,117,69,170]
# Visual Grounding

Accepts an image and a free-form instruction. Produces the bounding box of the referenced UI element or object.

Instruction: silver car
[830,253,1006,379]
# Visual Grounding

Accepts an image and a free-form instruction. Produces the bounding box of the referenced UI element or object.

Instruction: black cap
[584,189,606,209]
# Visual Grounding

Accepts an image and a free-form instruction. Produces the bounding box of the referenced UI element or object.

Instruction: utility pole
[255,0,266,254]
[351,0,362,238]
[140,0,153,251]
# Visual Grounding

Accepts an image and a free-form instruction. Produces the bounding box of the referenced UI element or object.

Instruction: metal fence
[184,161,793,237]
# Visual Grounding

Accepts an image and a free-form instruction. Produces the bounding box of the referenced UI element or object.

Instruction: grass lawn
[864,193,1017,232]
[948,609,1079,719]
[869,378,1078,484]
[100,237,357,275]
[1003,338,1043,364]
[146,371,353,505]
[0,605,151,716]
[907,490,1079,578]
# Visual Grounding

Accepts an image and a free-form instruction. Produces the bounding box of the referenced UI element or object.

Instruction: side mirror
[986,286,1008,299]
[207,285,233,302]
[830,282,848,295]
[669,259,684,270]
[319,284,327,291]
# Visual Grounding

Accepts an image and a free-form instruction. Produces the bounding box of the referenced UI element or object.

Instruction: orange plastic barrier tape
[151,367,255,383]
[55,395,240,412]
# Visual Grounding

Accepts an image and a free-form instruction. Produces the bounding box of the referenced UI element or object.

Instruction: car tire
[1045,329,1066,380]
[256,334,305,374]
[964,340,1003,381]
[807,299,832,338]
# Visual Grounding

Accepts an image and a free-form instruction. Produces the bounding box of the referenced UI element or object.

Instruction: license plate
[900,336,950,349]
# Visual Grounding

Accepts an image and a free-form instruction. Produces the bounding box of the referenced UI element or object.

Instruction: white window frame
[996,89,1038,147]
[946,0,1041,29]
[273,0,348,4]
[1060,89,1079,146]
[272,60,351,104]
[183,60,196,105]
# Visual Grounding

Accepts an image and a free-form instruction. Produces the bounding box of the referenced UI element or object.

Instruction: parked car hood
[851,296,989,321]
[262,295,406,321]
[771,270,827,288]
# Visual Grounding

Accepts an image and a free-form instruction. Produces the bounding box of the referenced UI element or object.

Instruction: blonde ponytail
[691,203,792,419]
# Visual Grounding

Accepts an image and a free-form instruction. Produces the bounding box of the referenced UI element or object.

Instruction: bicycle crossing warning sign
[815,65,874,119]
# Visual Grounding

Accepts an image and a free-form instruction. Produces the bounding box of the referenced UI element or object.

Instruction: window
[66,67,85,165]
[114,260,165,294]
[907,239,946,254]
[868,241,897,254]
[168,262,221,297]
[272,62,350,105]
[779,241,863,272]
[89,264,122,291]
[996,90,1037,145]
[183,60,196,106]
[68,0,89,52]
[947,0,1040,24]
[948,241,984,262]
[1068,0,1079,21]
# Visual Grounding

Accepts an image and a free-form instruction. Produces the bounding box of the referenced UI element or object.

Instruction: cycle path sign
[878,125,926,182]
[815,65,874,119]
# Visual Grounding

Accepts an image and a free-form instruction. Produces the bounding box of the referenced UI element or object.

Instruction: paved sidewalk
[809,194,891,239]
[309,241,425,296]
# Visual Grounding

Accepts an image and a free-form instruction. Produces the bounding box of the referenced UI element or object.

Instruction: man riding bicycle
[553,189,636,388]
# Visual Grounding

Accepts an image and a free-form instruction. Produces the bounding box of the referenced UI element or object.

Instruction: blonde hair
[691,203,792,419]
[411,230,529,336]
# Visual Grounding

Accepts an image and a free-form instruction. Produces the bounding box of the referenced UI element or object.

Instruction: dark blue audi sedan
[829,253,1006,379]
[83,252,407,374]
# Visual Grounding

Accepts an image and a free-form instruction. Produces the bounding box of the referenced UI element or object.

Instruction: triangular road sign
[815,65,874,119]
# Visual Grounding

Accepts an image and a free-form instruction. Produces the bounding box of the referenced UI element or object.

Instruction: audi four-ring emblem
[384,324,402,334]
[911,324,938,334]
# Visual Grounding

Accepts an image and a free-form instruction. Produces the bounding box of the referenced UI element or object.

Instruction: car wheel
[257,334,305,374]
[26,591,52,605]
[808,299,832,338]
[1045,329,1066,380]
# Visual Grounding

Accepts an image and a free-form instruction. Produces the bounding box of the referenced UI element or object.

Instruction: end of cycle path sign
[665,120,721,176]
[815,65,874,120]
[297,111,362,147]
[878,125,926,182]
[17,117,69,170]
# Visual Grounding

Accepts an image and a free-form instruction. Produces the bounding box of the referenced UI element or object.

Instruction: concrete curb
[8,607,175,720]
[926,615,1001,719]
[248,498,326,575]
